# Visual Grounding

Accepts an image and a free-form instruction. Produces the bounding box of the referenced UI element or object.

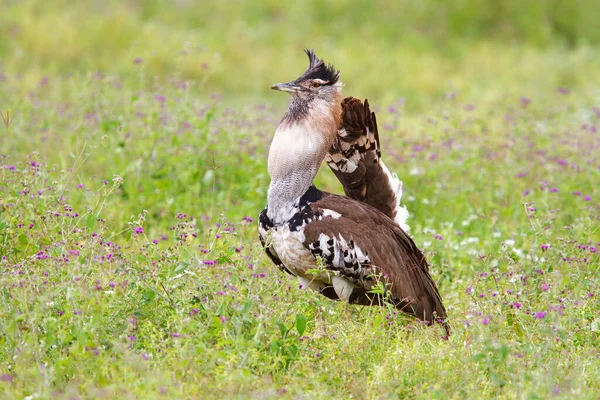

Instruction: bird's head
[271,49,342,108]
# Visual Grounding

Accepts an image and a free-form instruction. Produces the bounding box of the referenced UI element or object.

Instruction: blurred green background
[2,0,600,110]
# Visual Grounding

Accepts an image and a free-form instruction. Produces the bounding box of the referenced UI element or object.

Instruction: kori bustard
[258,49,448,334]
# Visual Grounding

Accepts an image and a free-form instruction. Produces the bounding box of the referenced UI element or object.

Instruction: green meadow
[1,1,599,398]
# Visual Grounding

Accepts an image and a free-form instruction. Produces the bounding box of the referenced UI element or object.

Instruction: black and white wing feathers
[326,97,409,232]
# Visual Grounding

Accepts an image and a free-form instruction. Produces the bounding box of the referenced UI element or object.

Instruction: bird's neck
[267,99,341,224]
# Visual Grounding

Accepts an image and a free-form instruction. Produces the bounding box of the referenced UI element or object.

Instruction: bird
[258,49,448,333]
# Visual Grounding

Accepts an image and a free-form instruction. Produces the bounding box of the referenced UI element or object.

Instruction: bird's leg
[297,276,324,292]
[332,275,357,317]
[332,275,354,302]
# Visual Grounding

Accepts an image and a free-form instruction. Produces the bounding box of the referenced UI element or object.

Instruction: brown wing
[326,97,409,231]
[303,193,448,331]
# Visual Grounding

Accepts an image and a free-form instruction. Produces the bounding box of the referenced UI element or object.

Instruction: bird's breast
[268,225,317,277]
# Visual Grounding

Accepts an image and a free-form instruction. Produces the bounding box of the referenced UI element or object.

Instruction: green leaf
[18,234,28,245]
[296,314,307,336]
[288,344,298,358]
[142,288,156,303]
[86,214,96,230]
[277,321,287,338]
[270,340,282,354]
[173,262,189,275]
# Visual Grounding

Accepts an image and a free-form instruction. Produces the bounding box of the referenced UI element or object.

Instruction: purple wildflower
[541,283,550,291]
[535,311,547,319]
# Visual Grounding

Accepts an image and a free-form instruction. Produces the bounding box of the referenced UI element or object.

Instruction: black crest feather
[299,48,340,85]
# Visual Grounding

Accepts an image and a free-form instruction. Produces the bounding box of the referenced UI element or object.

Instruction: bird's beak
[271,82,302,93]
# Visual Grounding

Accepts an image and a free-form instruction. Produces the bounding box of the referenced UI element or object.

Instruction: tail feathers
[326,97,409,232]
[391,269,450,337]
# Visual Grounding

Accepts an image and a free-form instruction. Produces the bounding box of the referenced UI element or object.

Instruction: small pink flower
[541,283,550,291]
[535,311,547,319]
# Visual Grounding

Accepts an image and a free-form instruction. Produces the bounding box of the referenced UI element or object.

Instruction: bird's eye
[311,82,320,88]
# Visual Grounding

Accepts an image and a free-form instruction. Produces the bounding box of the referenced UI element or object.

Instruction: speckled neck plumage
[267,97,342,224]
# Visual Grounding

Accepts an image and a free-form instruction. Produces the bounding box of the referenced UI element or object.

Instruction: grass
[1,1,600,398]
